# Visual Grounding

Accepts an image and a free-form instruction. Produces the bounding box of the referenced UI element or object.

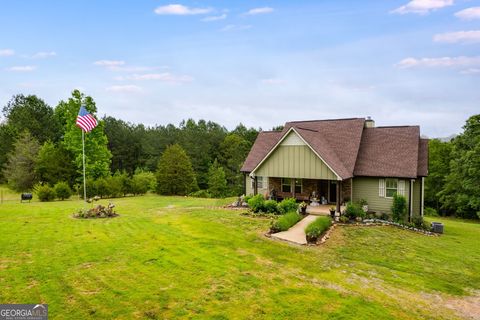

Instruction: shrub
[339,215,349,223]
[189,190,212,198]
[305,216,332,242]
[74,203,118,219]
[34,184,56,202]
[424,207,439,217]
[278,197,298,214]
[95,178,110,198]
[248,194,265,213]
[244,195,252,203]
[106,175,124,198]
[270,211,301,233]
[264,200,279,214]
[412,215,431,230]
[391,194,407,222]
[54,181,72,200]
[345,202,364,219]
[131,169,157,195]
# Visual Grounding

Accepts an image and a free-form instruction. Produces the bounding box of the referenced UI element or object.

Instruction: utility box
[431,222,444,234]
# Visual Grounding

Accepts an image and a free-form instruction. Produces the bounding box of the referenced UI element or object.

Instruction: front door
[329,181,337,203]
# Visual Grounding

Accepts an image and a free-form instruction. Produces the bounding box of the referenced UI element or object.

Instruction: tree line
[0,90,259,198]
[425,114,480,219]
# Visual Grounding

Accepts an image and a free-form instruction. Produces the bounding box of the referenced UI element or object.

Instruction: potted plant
[329,206,336,218]
[299,202,308,214]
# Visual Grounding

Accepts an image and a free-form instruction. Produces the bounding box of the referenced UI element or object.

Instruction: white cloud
[245,7,274,15]
[115,73,193,83]
[434,30,480,43]
[201,14,227,22]
[221,24,252,32]
[391,0,453,15]
[94,60,125,67]
[460,68,480,74]
[261,78,286,85]
[0,49,15,56]
[106,85,143,93]
[31,51,57,59]
[396,56,480,68]
[7,65,37,72]
[455,7,480,20]
[154,4,212,15]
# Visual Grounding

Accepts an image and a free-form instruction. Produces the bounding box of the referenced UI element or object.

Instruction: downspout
[421,177,425,217]
[409,179,414,222]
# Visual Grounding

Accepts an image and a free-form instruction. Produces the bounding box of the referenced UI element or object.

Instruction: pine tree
[3,131,40,191]
[208,159,228,198]
[156,144,197,195]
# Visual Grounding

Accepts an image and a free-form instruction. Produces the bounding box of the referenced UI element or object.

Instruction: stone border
[307,223,336,246]
[336,219,440,236]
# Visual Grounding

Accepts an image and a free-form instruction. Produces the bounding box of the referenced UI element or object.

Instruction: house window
[295,179,302,193]
[257,176,264,189]
[385,179,398,198]
[282,178,291,193]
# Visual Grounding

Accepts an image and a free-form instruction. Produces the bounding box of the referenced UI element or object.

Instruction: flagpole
[82,130,87,206]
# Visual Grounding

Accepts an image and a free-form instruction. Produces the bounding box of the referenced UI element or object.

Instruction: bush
[74,203,118,219]
[344,202,364,219]
[189,190,212,198]
[248,194,265,213]
[264,200,279,214]
[391,194,407,222]
[424,207,439,217]
[131,169,157,195]
[54,181,72,200]
[106,175,124,198]
[339,215,349,223]
[34,184,56,202]
[94,178,110,198]
[270,211,301,233]
[305,216,332,242]
[278,197,298,214]
[412,215,431,230]
[244,195,252,203]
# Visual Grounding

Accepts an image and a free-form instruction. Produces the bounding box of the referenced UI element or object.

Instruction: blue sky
[1,0,479,137]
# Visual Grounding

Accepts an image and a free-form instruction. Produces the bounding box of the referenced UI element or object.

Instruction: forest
[0,90,479,218]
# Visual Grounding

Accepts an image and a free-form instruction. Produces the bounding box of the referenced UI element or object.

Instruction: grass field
[0,189,479,319]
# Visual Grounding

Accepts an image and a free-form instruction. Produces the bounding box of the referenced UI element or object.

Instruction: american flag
[76,106,98,132]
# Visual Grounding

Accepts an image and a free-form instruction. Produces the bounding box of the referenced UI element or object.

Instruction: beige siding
[255,145,337,180]
[352,177,411,213]
[245,175,269,196]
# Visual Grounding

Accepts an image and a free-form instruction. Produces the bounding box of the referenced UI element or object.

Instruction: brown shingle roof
[241,118,428,179]
[240,131,283,172]
[353,126,420,178]
[417,138,429,177]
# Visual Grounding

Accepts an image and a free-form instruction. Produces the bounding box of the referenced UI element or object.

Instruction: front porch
[253,177,352,213]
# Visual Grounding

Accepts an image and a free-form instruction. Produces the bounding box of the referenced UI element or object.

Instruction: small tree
[3,131,40,191]
[156,144,197,195]
[54,181,72,200]
[207,159,228,198]
[131,169,157,195]
[34,184,56,202]
[391,194,407,222]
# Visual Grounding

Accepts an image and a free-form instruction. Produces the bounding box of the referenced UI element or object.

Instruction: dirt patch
[443,290,480,320]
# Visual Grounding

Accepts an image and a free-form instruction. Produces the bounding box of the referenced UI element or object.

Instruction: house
[240,118,428,219]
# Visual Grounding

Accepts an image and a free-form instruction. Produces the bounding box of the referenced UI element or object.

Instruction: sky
[0,0,479,138]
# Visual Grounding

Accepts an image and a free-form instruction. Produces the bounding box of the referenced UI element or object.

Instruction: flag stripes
[76,106,98,132]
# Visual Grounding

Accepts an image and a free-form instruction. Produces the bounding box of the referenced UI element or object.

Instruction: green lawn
[0,192,479,319]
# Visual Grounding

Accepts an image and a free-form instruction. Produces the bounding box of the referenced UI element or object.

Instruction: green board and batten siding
[352,177,422,215]
[255,145,337,180]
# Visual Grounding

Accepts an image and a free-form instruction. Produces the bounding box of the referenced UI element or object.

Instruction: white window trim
[257,176,264,189]
[385,178,398,199]
[281,178,292,193]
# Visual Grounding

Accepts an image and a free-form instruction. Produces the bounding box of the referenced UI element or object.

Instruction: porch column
[253,176,258,196]
[336,180,341,213]
[421,177,425,217]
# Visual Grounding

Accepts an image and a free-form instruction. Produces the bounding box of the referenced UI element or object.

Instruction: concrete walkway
[270,215,318,245]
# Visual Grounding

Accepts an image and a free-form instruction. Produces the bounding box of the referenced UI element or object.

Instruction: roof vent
[365,116,375,128]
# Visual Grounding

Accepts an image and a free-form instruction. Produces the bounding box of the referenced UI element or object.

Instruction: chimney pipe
[365,116,375,128]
